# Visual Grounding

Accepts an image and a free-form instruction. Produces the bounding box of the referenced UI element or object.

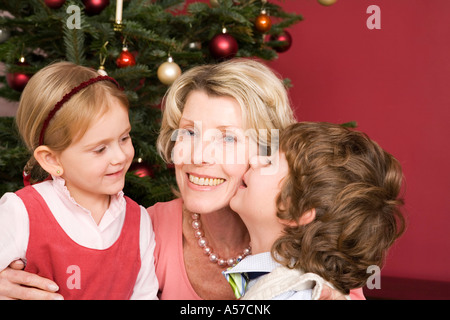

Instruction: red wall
[270,0,450,282]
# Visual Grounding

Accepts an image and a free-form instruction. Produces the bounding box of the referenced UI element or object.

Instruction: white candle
[116,0,123,24]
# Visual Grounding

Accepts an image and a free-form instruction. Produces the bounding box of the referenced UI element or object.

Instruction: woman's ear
[34,146,63,177]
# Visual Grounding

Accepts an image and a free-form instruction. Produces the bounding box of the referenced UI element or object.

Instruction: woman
[0,59,362,299]
[150,59,296,299]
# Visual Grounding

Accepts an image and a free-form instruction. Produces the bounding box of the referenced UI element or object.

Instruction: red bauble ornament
[129,161,154,178]
[209,30,238,60]
[270,30,293,53]
[7,59,32,92]
[82,0,109,16]
[116,47,136,68]
[255,11,272,33]
[44,0,66,9]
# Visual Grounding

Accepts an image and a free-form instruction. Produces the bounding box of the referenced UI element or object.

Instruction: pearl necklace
[191,213,251,268]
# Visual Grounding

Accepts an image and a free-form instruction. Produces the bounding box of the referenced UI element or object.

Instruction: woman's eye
[173,128,198,144]
[223,135,236,143]
[179,128,195,137]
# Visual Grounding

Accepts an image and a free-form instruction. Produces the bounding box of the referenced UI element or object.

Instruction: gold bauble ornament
[157,56,182,85]
[210,0,220,7]
[318,0,337,6]
[97,65,108,76]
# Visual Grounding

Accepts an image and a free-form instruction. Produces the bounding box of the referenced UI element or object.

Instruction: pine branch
[0,117,28,194]
[0,84,21,102]
[0,0,304,204]
[341,121,358,128]
[109,64,151,81]
[63,22,86,65]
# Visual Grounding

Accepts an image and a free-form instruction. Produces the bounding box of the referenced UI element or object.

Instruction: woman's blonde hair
[273,122,406,294]
[157,58,296,163]
[16,61,128,183]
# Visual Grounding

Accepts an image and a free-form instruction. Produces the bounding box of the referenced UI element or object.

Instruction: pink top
[147,198,201,300]
[147,198,365,300]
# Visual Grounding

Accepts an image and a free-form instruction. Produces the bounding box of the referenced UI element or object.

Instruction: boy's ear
[34,146,63,177]
[298,208,316,226]
[281,208,316,227]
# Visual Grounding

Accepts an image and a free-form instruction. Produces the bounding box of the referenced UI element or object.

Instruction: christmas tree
[0,0,302,207]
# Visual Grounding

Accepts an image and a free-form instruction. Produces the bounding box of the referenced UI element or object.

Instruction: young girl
[226,122,406,300]
[0,62,158,300]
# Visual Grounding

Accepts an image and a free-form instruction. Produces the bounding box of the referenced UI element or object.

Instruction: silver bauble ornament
[0,28,10,43]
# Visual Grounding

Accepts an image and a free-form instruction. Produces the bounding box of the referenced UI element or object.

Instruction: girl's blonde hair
[16,61,128,183]
[157,58,296,163]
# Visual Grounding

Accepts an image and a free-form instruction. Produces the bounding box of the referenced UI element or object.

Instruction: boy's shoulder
[243,266,328,300]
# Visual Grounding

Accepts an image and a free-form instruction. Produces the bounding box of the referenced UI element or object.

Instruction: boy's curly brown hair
[272,122,406,294]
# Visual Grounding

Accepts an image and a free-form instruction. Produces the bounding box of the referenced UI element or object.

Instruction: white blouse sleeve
[129,205,159,300]
[0,192,29,270]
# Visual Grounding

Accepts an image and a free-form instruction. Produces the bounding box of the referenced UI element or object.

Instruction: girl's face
[57,98,134,205]
[173,90,256,214]
[230,151,289,245]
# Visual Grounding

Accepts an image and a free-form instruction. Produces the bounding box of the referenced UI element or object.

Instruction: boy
[226,122,406,299]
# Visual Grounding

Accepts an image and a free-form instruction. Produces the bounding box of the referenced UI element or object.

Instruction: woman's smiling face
[173,90,256,214]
